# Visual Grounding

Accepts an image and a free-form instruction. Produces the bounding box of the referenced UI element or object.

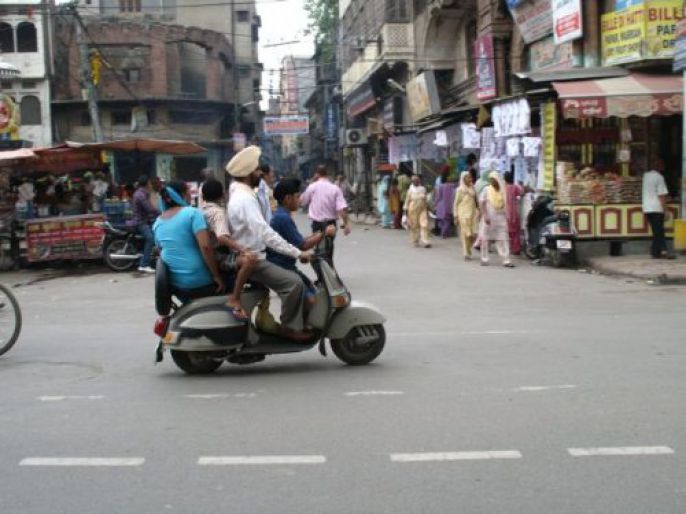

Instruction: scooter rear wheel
[331,324,385,366]
[171,350,223,374]
[103,239,139,272]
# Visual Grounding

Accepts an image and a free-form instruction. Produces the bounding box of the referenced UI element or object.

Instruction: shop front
[551,72,682,240]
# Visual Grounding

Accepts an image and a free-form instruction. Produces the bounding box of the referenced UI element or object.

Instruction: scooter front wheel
[331,324,385,366]
[171,350,223,374]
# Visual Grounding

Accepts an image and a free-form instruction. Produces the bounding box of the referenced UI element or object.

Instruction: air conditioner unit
[345,128,368,146]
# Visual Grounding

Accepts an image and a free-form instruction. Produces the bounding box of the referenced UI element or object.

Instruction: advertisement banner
[475,34,497,101]
[529,36,580,71]
[406,72,441,122]
[263,115,310,136]
[508,0,554,44]
[553,0,583,44]
[0,94,19,141]
[325,103,338,140]
[673,17,686,70]
[541,102,556,191]
[645,0,683,59]
[232,132,246,152]
[25,215,105,263]
[601,5,645,65]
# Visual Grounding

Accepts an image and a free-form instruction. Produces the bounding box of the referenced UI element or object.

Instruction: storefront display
[25,214,105,263]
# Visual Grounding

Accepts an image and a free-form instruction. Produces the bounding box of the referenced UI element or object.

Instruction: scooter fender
[327,301,386,340]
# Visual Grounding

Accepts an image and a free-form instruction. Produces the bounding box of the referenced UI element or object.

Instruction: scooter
[153,237,387,374]
[525,196,577,268]
[98,221,149,272]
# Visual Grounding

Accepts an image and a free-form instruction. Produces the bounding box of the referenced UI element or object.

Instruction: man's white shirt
[642,170,668,213]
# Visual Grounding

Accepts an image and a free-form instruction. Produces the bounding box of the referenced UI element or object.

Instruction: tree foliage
[304,0,338,62]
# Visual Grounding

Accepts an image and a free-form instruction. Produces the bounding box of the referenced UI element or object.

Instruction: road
[1,216,685,514]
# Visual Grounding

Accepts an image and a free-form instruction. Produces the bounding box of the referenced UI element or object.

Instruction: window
[20,96,41,125]
[17,22,37,53]
[124,68,141,83]
[168,110,214,124]
[236,10,249,22]
[251,23,259,42]
[0,22,13,53]
[111,110,132,125]
[80,111,91,126]
[146,109,156,124]
[0,79,13,90]
[120,0,141,12]
[238,65,251,78]
[465,19,478,78]
[386,0,409,22]
[21,80,37,89]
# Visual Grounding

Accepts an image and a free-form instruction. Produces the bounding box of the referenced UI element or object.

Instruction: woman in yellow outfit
[453,171,479,260]
[403,175,431,248]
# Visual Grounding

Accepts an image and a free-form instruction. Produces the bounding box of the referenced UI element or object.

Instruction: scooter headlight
[332,293,350,309]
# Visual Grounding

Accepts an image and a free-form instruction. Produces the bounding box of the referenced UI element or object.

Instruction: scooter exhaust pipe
[109,254,142,260]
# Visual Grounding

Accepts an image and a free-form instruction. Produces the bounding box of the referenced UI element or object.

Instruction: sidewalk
[586,254,686,284]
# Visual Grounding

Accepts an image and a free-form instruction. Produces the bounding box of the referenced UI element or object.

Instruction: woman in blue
[153,181,225,300]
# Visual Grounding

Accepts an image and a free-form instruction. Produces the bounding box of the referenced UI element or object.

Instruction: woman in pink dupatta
[504,171,525,255]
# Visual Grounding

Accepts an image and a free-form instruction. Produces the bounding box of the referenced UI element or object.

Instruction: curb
[585,259,686,285]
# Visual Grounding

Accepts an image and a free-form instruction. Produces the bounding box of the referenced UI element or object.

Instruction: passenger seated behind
[268,179,336,302]
[200,178,257,321]
[152,181,225,302]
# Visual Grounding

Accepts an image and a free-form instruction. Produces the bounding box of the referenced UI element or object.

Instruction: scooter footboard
[328,301,386,339]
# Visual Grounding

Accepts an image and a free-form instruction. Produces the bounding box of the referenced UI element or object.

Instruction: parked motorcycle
[525,196,577,268]
[153,237,387,374]
[98,221,149,272]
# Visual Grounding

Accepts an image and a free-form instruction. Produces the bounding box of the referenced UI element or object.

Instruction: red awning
[553,73,683,119]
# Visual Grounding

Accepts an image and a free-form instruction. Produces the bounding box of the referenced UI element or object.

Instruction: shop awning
[553,73,683,119]
[64,139,206,155]
[0,148,36,163]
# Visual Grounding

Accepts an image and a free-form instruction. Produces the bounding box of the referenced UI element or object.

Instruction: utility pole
[231,0,240,139]
[73,8,103,142]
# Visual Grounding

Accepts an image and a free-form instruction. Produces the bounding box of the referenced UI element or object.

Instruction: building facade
[0,0,53,148]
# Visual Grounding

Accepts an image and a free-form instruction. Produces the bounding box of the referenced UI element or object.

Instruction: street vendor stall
[551,73,682,240]
[0,138,206,267]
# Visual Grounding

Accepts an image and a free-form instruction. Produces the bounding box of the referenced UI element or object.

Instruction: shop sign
[263,115,309,136]
[508,0,554,44]
[559,93,683,119]
[345,84,376,119]
[26,215,105,263]
[232,132,246,152]
[601,5,645,65]
[475,34,497,101]
[673,17,686,70]
[553,0,583,44]
[529,35,581,71]
[0,94,19,141]
[645,0,684,59]
[325,103,338,140]
[602,1,684,65]
[406,71,441,122]
[541,102,556,191]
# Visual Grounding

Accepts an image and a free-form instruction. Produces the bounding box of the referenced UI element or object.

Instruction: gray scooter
[153,238,386,374]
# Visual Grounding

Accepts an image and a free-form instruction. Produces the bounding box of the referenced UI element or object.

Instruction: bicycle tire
[0,283,22,356]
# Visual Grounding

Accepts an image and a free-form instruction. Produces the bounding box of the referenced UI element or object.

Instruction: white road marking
[183,393,258,399]
[198,455,326,466]
[513,385,577,392]
[20,457,145,467]
[345,391,404,397]
[390,330,535,338]
[390,451,523,462]
[568,446,674,457]
[37,395,105,402]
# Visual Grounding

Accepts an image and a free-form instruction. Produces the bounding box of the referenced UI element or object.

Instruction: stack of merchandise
[619,177,642,203]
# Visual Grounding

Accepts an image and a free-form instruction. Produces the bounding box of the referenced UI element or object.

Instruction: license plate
[556,239,572,250]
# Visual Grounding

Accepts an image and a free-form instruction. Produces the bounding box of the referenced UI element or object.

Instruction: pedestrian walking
[403,175,431,248]
[642,158,675,259]
[435,178,457,238]
[397,171,411,206]
[453,171,479,260]
[389,177,402,229]
[131,175,160,273]
[376,175,392,228]
[300,164,350,265]
[479,172,514,267]
[504,171,526,255]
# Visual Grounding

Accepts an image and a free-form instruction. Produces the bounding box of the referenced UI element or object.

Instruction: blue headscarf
[158,185,189,212]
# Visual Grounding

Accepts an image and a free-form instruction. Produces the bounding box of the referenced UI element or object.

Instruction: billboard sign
[263,115,309,136]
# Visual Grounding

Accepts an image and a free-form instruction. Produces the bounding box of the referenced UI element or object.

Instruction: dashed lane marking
[183,393,258,399]
[389,330,535,338]
[198,455,327,466]
[568,446,674,457]
[513,385,577,392]
[19,458,145,467]
[345,391,404,397]
[37,395,105,402]
[390,451,523,462]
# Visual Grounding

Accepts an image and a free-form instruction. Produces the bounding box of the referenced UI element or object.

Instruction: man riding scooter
[226,146,314,342]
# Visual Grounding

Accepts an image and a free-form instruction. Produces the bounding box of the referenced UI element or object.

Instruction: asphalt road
[1,216,685,514]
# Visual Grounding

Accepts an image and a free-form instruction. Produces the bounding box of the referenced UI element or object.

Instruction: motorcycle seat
[155,260,174,316]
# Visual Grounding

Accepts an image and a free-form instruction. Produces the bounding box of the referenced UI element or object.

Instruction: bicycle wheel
[0,283,22,356]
